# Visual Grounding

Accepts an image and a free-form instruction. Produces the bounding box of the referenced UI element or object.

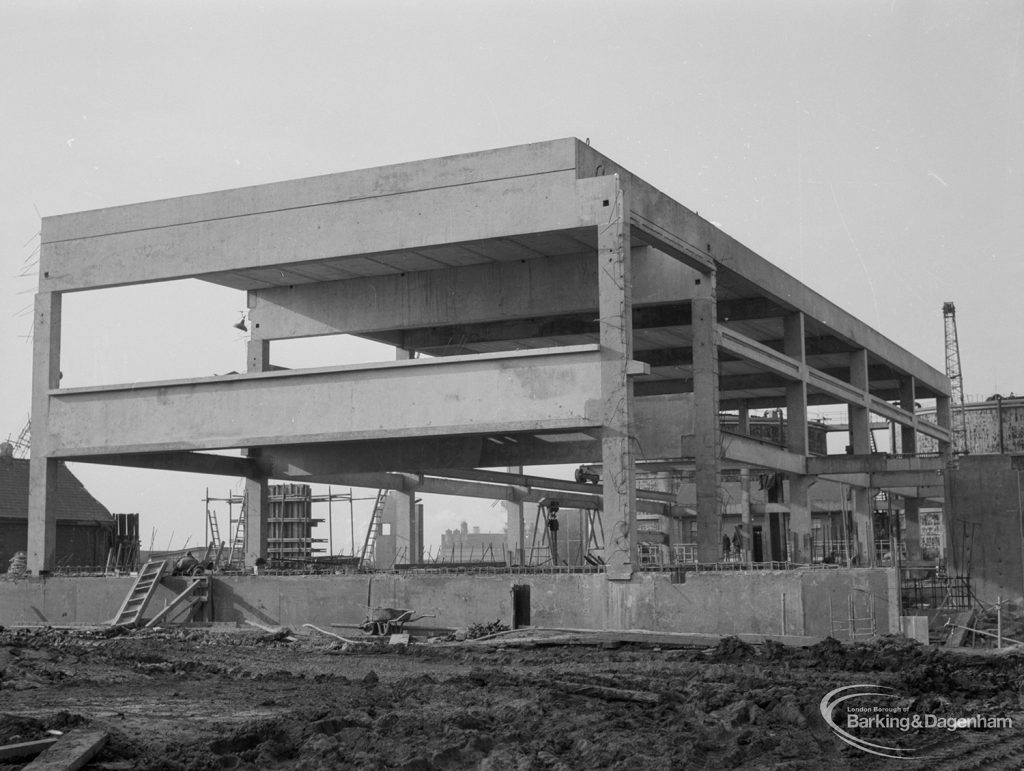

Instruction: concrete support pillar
[388,346,417,564]
[693,271,721,564]
[784,312,809,456]
[903,497,922,562]
[853,487,875,567]
[737,401,750,436]
[899,377,917,456]
[848,349,871,455]
[936,395,953,461]
[504,467,525,565]
[898,377,922,562]
[739,467,752,564]
[27,292,62,576]
[244,335,270,566]
[597,175,637,579]
[784,312,812,563]
[788,476,813,563]
[848,349,874,565]
[244,476,269,566]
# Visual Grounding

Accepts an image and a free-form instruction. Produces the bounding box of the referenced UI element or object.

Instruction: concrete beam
[41,168,610,293]
[45,139,581,242]
[576,140,948,398]
[250,248,699,341]
[67,451,258,477]
[718,326,803,381]
[714,432,807,475]
[46,346,610,456]
[806,454,945,476]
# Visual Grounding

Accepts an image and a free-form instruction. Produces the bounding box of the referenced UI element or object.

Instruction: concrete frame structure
[29,139,951,577]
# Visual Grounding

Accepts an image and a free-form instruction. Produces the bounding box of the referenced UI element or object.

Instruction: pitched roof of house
[0,457,113,525]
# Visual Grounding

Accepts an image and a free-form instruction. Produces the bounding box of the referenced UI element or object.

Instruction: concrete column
[598,175,637,579]
[784,312,812,563]
[853,487,875,567]
[903,497,922,562]
[244,337,270,566]
[936,395,953,461]
[848,349,871,454]
[899,377,917,456]
[27,292,62,576]
[898,378,923,561]
[693,270,721,564]
[505,466,525,565]
[739,467,752,564]
[244,476,269,566]
[788,476,813,563]
[389,346,417,564]
[848,349,874,565]
[737,401,750,436]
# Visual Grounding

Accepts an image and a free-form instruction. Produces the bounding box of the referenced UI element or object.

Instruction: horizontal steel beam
[293,470,673,515]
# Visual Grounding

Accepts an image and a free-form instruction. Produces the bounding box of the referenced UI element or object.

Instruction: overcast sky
[1,1,1021,557]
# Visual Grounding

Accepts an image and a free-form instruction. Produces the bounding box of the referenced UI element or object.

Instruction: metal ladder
[109,560,166,626]
[359,490,389,569]
[207,502,221,549]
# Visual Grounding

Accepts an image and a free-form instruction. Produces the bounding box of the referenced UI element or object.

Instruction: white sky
[1,1,1022,556]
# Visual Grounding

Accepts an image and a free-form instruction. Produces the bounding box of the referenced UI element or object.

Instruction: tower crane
[942,302,969,455]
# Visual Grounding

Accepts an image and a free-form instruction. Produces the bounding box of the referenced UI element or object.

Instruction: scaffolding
[203,485,363,568]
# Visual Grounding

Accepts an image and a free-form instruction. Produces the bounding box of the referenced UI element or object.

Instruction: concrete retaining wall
[0,568,894,639]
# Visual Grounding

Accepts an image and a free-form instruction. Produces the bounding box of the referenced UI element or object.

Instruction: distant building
[906,394,1024,455]
[0,446,114,570]
[440,521,506,562]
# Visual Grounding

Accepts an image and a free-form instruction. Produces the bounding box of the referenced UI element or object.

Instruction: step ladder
[109,560,167,627]
[359,490,389,569]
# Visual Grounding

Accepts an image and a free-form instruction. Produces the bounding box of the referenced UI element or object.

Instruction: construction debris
[23,729,108,771]
[0,737,58,762]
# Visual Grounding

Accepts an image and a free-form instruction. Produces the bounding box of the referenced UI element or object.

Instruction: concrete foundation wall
[0,568,893,640]
[946,455,1024,605]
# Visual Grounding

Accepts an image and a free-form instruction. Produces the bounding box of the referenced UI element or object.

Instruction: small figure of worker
[722,533,732,560]
[732,525,744,561]
[547,502,561,566]
[174,551,199,576]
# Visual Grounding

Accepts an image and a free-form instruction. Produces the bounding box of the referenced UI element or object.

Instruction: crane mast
[942,302,969,455]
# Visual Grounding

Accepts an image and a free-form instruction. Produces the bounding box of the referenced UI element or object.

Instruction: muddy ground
[1,625,1023,770]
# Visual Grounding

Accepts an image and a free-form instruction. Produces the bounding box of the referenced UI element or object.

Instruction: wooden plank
[144,580,206,628]
[24,730,108,771]
[0,738,58,761]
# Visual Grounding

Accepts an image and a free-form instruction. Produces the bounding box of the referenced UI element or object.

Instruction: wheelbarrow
[359,606,436,636]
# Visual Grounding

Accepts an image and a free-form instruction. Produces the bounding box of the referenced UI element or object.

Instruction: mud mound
[709,635,755,661]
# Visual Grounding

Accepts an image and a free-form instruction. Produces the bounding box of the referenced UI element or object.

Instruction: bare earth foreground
[1,626,1023,771]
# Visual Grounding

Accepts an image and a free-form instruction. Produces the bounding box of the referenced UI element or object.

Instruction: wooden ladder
[109,559,166,627]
